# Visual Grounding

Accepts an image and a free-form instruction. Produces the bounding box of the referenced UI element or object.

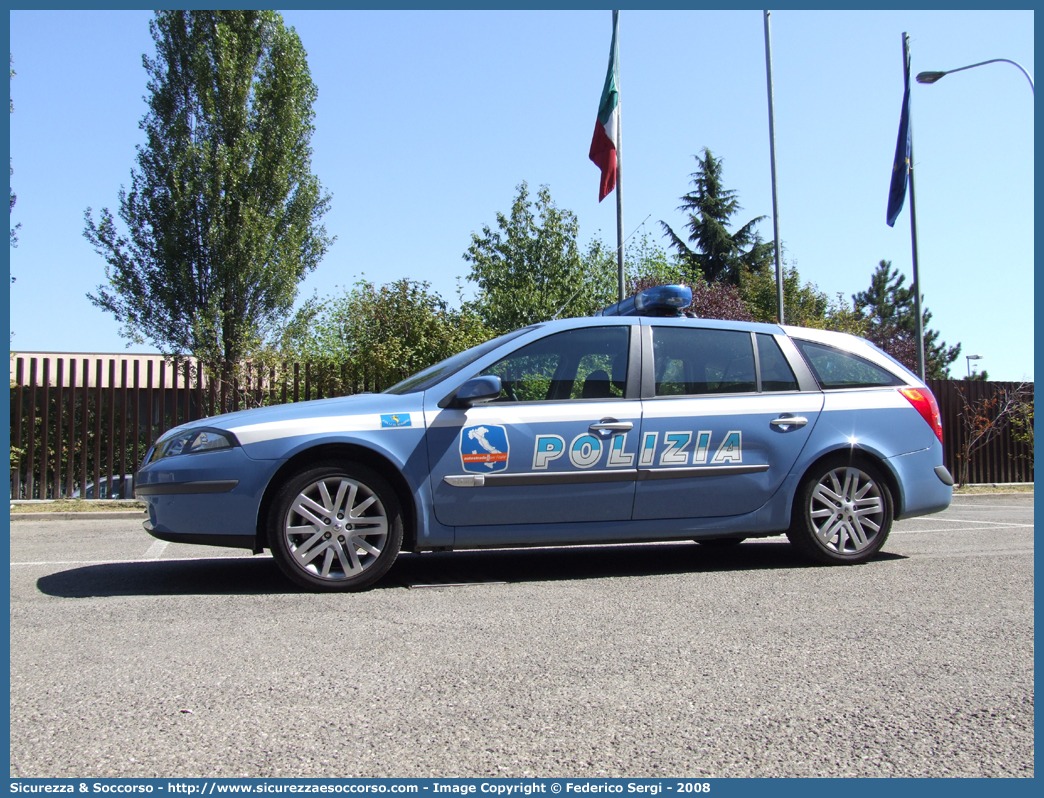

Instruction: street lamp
[917,58,1034,95]
[966,354,982,378]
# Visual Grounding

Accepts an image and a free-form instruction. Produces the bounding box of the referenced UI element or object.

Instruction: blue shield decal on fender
[460,425,510,473]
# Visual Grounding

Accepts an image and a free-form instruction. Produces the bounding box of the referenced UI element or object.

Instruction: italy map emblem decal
[460,425,510,473]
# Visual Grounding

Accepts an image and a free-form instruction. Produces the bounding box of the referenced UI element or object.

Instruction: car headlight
[146,428,237,465]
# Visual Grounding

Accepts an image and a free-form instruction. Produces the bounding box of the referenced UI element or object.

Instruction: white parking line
[144,540,169,560]
[893,526,1033,535]
[911,548,1034,560]
[948,504,1035,510]
[11,560,137,567]
[905,517,1034,528]
[10,554,264,567]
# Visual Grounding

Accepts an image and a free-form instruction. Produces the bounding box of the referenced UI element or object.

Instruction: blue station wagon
[135,286,953,591]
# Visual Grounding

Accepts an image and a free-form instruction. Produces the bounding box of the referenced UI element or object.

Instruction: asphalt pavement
[8,494,1034,778]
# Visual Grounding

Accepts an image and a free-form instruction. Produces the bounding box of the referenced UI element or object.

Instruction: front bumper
[136,445,278,546]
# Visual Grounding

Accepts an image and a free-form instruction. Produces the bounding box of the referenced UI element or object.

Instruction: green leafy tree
[853,260,960,378]
[1009,391,1033,470]
[624,231,684,288]
[740,262,866,333]
[624,235,753,322]
[283,278,491,390]
[660,148,773,286]
[84,11,332,377]
[464,182,616,334]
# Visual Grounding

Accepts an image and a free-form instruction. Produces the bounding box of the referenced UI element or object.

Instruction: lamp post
[966,354,982,379]
[917,58,1034,95]
[763,10,784,324]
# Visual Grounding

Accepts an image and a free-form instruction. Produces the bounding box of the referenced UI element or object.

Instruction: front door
[426,325,641,528]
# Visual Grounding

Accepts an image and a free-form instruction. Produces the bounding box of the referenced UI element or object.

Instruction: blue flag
[886,55,912,227]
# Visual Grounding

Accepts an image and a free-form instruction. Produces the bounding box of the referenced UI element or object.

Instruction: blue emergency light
[595,284,694,317]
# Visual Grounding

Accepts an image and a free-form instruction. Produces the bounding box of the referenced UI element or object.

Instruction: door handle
[590,419,633,434]
[770,415,808,429]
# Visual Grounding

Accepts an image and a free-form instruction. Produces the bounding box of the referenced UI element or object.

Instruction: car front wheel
[787,458,893,565]
[269,461,403,592]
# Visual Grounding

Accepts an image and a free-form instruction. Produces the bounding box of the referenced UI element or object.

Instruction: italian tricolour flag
[589,10,620,202]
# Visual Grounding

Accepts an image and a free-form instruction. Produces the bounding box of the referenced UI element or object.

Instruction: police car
[135,285,953,591]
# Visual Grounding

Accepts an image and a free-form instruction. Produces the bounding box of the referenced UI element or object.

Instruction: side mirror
[444,375,502,408]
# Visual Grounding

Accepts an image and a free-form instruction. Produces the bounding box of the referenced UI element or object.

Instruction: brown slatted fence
[926,379,1034,485]
[9,357,394,499]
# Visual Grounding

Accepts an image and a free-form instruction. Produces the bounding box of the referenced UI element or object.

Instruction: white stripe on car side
[821,389,911,411]
[642,393,823,420]
[426,402,639,428]
[431,395,826,429]
[229,413,422,445]
[229,388,907,446]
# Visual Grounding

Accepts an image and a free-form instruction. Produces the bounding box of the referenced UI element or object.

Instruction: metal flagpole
[763,10,784,323]
[903,32,925,380]
[614,10,625,302]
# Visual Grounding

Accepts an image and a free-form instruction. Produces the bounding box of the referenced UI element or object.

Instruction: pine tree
[853,260,961,378]
[660,148,773,286]
[84,11,332,374]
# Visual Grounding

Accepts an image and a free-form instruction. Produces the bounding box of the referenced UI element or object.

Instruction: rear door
[633,321,823,519]
[426,323,642,527]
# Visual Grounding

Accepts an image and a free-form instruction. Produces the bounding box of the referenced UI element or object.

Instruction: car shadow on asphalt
[34,541,906,598]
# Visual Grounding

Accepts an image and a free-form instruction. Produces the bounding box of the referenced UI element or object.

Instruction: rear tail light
[899,387,943,443]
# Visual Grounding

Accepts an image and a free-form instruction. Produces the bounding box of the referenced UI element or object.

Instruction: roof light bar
[596,285,694,317]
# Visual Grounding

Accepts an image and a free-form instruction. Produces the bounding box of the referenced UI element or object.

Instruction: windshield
[383,327,536,395]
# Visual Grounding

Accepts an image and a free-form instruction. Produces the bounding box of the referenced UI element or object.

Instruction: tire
[787,457,893,565]
[268,461,403,592]
[696,537,746,547]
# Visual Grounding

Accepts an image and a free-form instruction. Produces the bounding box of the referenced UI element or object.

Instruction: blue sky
[7,9,1035,380]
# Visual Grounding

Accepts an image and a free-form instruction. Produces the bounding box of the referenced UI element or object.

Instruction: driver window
[479,327,630,402]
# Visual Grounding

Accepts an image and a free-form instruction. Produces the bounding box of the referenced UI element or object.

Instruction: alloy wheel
[808,466,886,555]
[283,475,389,581]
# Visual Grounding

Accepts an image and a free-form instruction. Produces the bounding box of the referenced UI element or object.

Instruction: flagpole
[903,32,925,380]
[614,10,625,302]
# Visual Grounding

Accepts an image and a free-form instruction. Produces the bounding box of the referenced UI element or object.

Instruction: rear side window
[756,334,798,392]
[794,340,904,389]
[652,327,756,396]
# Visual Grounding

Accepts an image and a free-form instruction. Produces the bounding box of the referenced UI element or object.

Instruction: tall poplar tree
[660,148,773,286]
[84,11,332,373]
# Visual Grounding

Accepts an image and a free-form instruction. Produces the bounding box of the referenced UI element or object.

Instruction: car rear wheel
[787,458,893,565]
[268,461,403,592]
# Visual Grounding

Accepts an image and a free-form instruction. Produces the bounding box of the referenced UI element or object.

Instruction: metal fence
[8,355,1034,499]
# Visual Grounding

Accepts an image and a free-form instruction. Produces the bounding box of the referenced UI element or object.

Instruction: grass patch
[10,500,146,514]
[954,484,1034,494]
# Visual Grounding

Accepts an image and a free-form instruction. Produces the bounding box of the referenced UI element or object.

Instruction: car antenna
[551,214,651,320]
